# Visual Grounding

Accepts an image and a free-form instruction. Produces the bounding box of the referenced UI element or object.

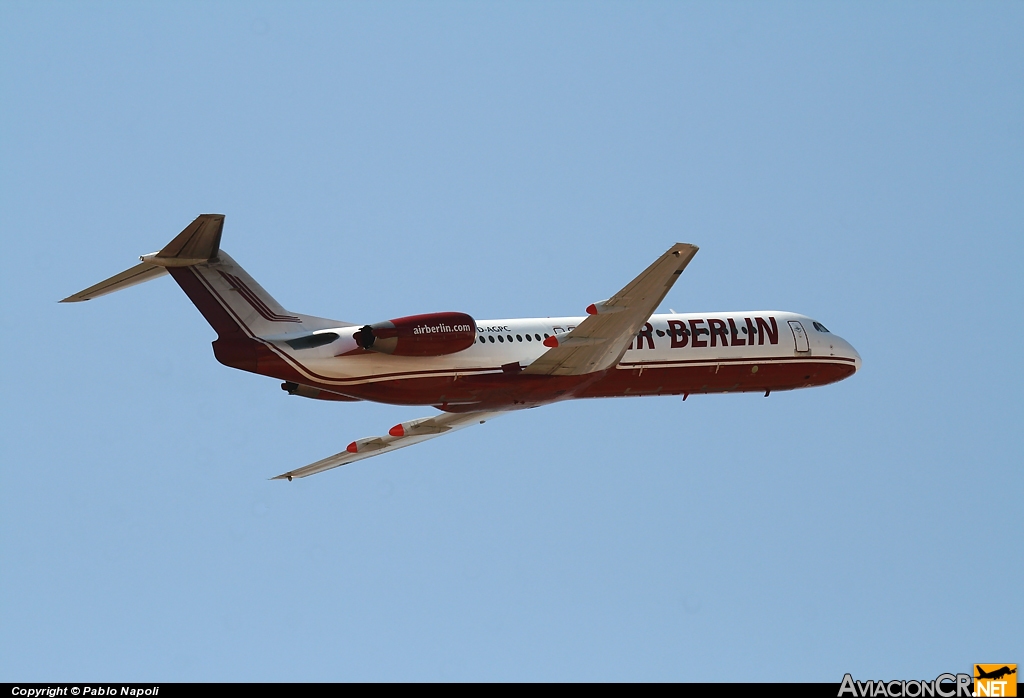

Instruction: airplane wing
[272,410,507,480]
[523,243,698,376]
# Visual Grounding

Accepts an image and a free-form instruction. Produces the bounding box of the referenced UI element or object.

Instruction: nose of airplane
[836,335,862,372]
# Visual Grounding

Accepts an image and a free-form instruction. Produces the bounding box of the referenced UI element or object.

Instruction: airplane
[62,214,861,480]
[976,666,1016,681]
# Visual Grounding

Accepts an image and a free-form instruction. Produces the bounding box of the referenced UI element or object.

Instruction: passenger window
[489,336,495,343]
[498,335,504,343]
[516,335,522,342]
[507,335,513,342]
[544,333,550,339]
[535,334,542,341]
[656,329,665,337]
[525,334,532,342]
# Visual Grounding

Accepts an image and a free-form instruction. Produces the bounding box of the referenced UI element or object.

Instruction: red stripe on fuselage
[618,355,858,367]
[168,267,308,381]
[168,267,246,339]
[578,359,854,400]
[329,357,856,408]
[217,270,301,323]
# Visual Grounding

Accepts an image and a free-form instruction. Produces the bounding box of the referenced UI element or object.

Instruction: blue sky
[1,1,1021,681]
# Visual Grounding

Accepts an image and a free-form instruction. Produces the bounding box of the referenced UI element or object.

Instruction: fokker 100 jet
[63,214,861,480]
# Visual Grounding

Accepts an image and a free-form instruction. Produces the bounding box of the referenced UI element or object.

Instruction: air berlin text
[631,316,780,350]
[413,322,472,335]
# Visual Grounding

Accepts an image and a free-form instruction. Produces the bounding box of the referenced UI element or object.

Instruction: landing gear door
[789,320,810,353]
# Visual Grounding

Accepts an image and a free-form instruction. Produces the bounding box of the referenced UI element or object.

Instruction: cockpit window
[812,321,830,333]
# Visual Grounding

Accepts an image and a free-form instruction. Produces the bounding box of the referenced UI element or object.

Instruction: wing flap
[273,410,505,480]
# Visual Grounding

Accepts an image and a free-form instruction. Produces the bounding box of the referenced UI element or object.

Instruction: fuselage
[261,311,861,411]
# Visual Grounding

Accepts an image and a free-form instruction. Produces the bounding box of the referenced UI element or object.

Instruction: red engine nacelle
[353,312,476,357]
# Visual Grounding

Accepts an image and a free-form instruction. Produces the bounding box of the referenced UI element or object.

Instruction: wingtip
[271,473,295,481]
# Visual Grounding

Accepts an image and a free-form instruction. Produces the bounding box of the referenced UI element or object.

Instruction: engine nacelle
[353,312,476,357]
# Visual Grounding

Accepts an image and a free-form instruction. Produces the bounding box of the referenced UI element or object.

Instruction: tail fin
[62,214,349,376]
[169,251,336,338]
[146,213,224,265]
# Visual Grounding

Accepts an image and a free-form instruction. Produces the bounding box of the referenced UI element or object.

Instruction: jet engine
[353,312,476,356]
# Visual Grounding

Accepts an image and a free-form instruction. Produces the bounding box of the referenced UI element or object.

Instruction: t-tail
[61,214,350,377]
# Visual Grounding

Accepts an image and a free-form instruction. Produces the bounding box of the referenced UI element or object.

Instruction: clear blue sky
[1,1,1021,682]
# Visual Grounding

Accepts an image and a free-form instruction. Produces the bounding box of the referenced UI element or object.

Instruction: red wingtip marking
[543,336,559,348]
[346,441,358,453]
[389,424,405,437]
[586,303,597,315]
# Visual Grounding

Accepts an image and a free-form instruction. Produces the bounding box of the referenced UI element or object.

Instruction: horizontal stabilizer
[60,214,226,302]
[60,262,168,303]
